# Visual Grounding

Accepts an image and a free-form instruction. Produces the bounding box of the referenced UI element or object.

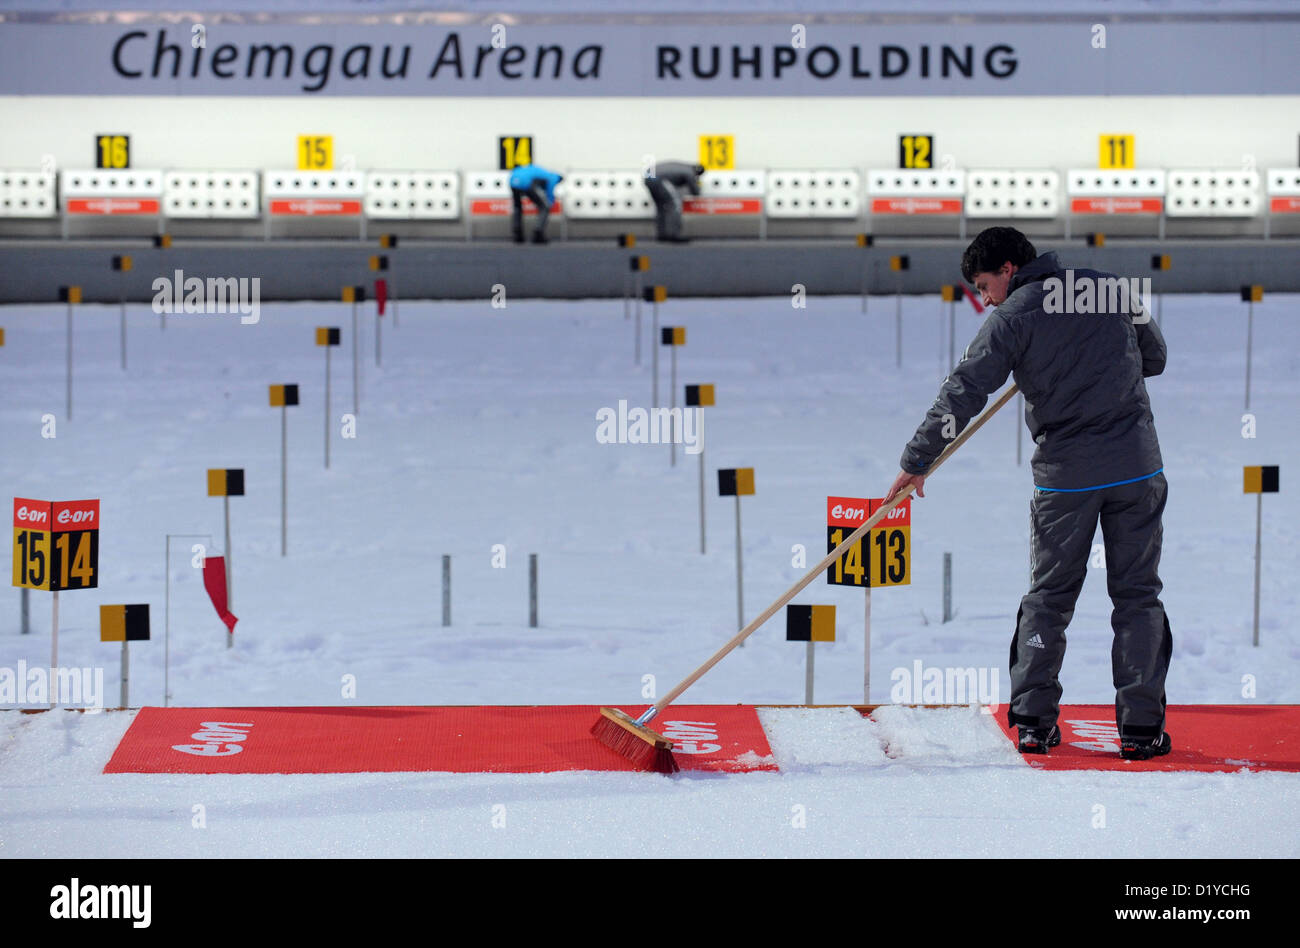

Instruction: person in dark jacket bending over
[884,227,1172,760]
[508,163,563,244]
[645,161,705,242]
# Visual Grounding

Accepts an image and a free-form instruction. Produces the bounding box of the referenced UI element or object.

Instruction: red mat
[103,705,777,775]
[992,704,1300,772]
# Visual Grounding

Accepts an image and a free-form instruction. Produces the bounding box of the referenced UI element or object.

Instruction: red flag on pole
[960,282,985,313]
[375,278,388,316]
[203,555,237,633]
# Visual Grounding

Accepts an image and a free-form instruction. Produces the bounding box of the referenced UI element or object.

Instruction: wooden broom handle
[648,382,1021,718]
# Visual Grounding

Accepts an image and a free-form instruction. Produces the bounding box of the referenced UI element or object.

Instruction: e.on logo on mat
[172,721,253,757]
[660,720,721,755]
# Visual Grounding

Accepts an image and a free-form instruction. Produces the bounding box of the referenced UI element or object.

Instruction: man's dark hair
[961,226,1037,283]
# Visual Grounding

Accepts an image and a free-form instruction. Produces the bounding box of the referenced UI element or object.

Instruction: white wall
[1,94,1296,173]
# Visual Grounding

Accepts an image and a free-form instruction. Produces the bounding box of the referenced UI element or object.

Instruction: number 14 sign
[12,498,100,591]
[826,495,910,588]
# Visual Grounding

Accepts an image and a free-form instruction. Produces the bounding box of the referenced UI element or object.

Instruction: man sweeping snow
[884,226,1173,761]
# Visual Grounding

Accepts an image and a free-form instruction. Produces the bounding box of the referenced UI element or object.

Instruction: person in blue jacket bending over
[508,163,563,244]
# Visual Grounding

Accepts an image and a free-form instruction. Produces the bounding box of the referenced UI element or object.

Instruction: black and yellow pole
[343,285,365,415]
[786,604,835,705]
[1243,465,1279,647]
[630,255,650,363]
[1241,284,1263,410]
[1150,253,1170,326]
[857,233,873,313]
[100,604,149,708]
[718,468,756,643]
[112,255,132,369]
[379,234,399,327]
[890,255,909,367]
[58,285,81,419]
[662,326,685,466]
[316,328,340,468]
[686,384,715,553]
[153,234,171,330]
[269,385,299,555]
[941,284,958,369]
[644,284,667,406]
[369,255,388,367]
[618,234,637,321]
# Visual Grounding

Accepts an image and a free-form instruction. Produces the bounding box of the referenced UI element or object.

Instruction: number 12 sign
[826,495,910,588]
[12,498,100,591]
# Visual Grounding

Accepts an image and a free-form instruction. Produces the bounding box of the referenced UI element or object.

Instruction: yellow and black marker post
[378,235,399,326]
[112,254,132,370]
[890,255,909,368]
[100,603,149,708]
[685,384,715,553]
[59,285,81,419]
[1244,465,1279,647]
[718,467,756,639]
[1150,253,1171,326]
[940,283,959,369]
[1241,284,1263,411]
[342,285,366,416]
[152,235,171,330]
[629,255,651,361]
[1086,232,1105,247]
[316,327,341,468]
[786,604,835,705]
[857,233,874,313]
[661,326,686,466]
[269,384,300,556]
[207,467,244,648]
[370,255,388,364]
[644,284,668,407]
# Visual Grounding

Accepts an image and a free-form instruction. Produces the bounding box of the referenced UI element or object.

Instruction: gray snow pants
[1007,472,1171,741]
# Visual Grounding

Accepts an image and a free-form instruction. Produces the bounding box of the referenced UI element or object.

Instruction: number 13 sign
[12,498,100,591]
[826,495,910,588]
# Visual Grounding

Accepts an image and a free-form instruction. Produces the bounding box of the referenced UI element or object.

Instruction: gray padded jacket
[899,251,1166,491]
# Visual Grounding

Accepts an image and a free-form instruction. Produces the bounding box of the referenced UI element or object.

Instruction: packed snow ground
[1,287,1298,857]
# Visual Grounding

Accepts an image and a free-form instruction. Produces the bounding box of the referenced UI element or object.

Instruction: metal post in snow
[442,555,451,627]
[529,553,538,629]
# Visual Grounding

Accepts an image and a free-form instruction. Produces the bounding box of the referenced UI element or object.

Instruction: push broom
[592,382,1022,773]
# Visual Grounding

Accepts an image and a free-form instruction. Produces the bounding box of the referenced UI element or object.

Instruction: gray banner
[0,20,1297,96]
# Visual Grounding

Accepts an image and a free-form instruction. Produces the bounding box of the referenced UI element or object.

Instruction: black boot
[1120,731,1172,760]
[1017,724,1061,755]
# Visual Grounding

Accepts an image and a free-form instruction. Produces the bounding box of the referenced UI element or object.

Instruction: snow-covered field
[1,287,1297,857]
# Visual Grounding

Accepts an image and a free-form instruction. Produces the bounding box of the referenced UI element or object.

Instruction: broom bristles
[591,707,679,774]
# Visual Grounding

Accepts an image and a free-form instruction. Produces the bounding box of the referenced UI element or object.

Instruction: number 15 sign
[12,498,100,591]
[826,495,910,588]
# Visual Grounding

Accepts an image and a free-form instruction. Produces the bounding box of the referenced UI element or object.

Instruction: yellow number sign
[698,135,734,171]
[1099,134,1135,169]
[95,134,130,170]
[298,135,334,170]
